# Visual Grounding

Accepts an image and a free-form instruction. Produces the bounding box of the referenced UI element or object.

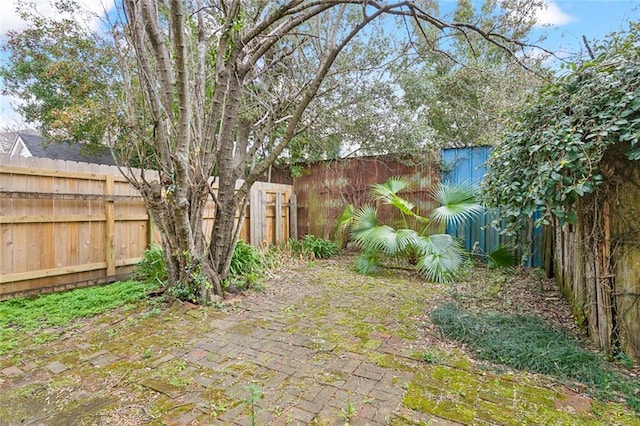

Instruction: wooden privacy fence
[0,154,294,299]
[544,177,640,359]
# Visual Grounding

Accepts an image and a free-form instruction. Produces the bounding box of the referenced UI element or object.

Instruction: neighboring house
[0,129,39,154]
[9,132,117,166]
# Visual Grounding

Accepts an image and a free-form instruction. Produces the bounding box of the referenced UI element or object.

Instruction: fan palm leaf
[336,203,355,236]
[430,183,483,227]
[413,233,455,256]
[355,250,382,275]
[369,176,412,201]
[416,236,466,283]
[370,176,417,217]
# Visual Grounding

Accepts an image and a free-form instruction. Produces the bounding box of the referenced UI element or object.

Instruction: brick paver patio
[0,261,638,425]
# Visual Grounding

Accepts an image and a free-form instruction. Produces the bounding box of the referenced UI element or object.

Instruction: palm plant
[338,176,482,283]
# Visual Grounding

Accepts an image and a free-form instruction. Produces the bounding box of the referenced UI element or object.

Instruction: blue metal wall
[441,147,542,267]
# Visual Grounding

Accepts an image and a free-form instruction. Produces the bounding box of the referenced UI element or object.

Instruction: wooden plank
[115,257,143,267]
[289,193,298,240]
[24,175,42,275]
[105,175,116,276]
[0,191,141,200]
[275,192,283,243]
[0,215,107,224]
[0,262,108,284]
[0,164,129,181]
[249,188,263,245]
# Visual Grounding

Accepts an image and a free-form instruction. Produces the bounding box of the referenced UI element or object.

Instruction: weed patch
[0,280,159,354]
[431,303,640,412]
[289,235,339,259]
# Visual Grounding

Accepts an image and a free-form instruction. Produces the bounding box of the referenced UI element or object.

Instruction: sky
[0,0,638,129]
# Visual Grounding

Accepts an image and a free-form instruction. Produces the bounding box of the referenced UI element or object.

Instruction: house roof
[13,133,117,166]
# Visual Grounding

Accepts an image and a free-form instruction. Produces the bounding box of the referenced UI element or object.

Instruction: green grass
[431,303,639,412]
[0,280,159,354]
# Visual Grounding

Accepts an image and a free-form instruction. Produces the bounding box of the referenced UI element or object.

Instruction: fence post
[275,192,282,243]
[250,188,264,246]
[105,174,116,276]
[289,193,297,240]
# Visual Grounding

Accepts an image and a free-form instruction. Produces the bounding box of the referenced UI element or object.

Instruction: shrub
[230,241,263,276]
[134,244,167,285]
[339,176,482,283]
[290,235,339,259]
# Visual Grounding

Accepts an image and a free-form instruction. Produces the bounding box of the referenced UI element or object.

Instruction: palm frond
[350,205,378,234]
[430,183,483,227]
[413,233,455,256]
[414,234,465,282]
[488,244,516,269]
[417,250,465,283]
[395,228,420,250]
[351,225,397,255]
[355,251,381,275]
[369,176,413,203]
[336,204,355,236]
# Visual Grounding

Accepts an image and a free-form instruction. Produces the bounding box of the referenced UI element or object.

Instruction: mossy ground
[0,256,638,424]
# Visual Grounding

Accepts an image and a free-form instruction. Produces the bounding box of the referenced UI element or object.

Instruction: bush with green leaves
[290,234,339,259]
[483,23,640,233]
[339,176,482,283]
[134,244,167,285]
[229,241,263,276]
[226,241,266,293]
[135,241,267,296]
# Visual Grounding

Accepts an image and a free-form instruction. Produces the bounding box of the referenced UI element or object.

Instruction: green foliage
[167,274,205,304]
[487,244,516,269]
[137,241,267,297]
[229,241,263,276]
[0,280,158,354]
[0,1,116,146]
[419,350,440,364]
[135,247,208,303]
[483,22,640,233]
[399,0,546,148]
[290,235,339,259]
[344,176,481,283]
[134,244,168,285]
[431,303,639,412]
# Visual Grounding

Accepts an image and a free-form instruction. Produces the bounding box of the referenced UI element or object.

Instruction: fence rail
[0,154,294,299]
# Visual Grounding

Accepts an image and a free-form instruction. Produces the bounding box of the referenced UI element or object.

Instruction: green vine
[483,22,640,233]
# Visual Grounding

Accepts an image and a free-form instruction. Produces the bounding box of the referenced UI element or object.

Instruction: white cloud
[0,0,115,35]
[535,1,576,27]
[0,93,26,129]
